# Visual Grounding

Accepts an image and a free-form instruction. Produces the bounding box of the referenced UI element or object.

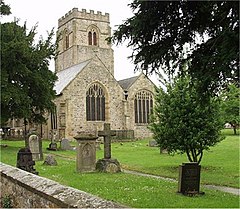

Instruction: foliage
[2,195,12,208]
[0,0,11,16]
[1,21,58,126]
[149,74,224,164]
[111,1,239,94]
[220,84,240,134]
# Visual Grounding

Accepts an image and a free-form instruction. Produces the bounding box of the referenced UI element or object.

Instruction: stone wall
[0,163,125,208]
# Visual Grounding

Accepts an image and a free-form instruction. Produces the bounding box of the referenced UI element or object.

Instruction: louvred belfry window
[134,90,153,124]
[86,84,105,121]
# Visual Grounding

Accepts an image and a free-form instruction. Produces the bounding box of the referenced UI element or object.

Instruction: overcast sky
[2,0,160,85]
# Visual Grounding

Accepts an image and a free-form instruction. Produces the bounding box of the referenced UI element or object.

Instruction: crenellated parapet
[58,8,110,27]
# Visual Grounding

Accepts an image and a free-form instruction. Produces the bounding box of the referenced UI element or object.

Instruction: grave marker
[28,134,43,161]
[96,123,121,173]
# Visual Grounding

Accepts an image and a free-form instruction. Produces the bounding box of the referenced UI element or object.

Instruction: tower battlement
[58,8,110,27]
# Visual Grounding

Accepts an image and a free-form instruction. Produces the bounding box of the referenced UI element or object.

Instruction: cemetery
[0,129,239,208]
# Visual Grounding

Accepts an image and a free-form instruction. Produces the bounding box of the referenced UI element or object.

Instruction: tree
[149,74,224,164]
[220,84,240,135]
[111,1,239,94]
[0,0,11,16]
[1,21,58,129]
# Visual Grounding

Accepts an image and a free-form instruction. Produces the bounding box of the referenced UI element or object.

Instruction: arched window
[65,34,69,49]
[87,26,98,46]
[86,84,105,121]
[88,32,92,45]
[134,90,153,124]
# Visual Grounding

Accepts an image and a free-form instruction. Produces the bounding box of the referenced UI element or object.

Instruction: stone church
[5,8,156,140]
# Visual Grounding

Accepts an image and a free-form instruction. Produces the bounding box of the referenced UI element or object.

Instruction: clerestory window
[86,84,105,121]
[134,90,153,124]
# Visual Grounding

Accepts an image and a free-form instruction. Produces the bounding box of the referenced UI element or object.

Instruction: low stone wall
[0,162,125,208]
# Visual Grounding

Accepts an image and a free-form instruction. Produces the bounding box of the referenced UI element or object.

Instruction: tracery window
[134,90,153,124]
[86,83,105,121]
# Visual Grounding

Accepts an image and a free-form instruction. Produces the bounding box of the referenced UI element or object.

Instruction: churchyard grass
[0,129,239,208]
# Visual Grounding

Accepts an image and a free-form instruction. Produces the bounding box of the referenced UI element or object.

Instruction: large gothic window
[86,84,105,121]
[134,90,153,124]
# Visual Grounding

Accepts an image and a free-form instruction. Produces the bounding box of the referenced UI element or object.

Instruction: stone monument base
[47,142,57,151]
[96,158,121,173]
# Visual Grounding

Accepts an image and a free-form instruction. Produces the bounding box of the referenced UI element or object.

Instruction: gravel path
[123,169,239,196]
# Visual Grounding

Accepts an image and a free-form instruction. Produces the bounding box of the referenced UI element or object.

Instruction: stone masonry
[0,162,125,208]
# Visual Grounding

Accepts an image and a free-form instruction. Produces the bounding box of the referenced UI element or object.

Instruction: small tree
[149,75,224,164]
[220,84,240,135]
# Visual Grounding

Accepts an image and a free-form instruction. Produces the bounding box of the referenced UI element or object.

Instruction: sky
[2,0,160,85]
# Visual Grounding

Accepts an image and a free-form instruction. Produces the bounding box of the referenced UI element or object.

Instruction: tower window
[134,90,153,124]
[86,83,105,121]
[88,29,98,46]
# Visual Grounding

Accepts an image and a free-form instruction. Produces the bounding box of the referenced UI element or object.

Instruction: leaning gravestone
[28,134,43,161]
[61,138,72,150]
[178,162,202,195]
[96,123,121,173]
[74,132,98,172]
[16,147,38,175]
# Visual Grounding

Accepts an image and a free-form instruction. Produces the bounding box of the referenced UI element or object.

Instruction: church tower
[55,8,114,75]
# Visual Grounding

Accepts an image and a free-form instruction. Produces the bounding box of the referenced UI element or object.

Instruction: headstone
[16,147,38,175]
[178,162,202,195]
[61,138,72,150]
[28,134,43,161]
[96,123,121,173]
[74,132,98,172]
[149,140,158,147]
[43,154,58,166]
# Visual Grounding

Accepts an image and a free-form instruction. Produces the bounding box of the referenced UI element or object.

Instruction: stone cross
[98,123,116,159]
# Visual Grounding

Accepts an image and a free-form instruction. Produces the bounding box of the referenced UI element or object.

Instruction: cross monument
[98,123,116,159]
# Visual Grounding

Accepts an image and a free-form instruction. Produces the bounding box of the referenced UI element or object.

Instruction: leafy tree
[220,84,240,135]
[1,21,57,129]
[149,74,224,164]
[111,1,239,94]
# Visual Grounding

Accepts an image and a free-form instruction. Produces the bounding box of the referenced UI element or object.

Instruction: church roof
[54,60,91,95]
[117,76,139,90]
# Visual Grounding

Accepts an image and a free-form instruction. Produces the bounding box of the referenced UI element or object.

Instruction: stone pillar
[74,132,98,173]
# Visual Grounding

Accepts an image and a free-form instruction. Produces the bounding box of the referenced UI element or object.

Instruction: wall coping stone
[0,162,126,208]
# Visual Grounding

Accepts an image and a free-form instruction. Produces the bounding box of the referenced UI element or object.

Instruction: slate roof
[54,60,91,95]
[118,76,139,90]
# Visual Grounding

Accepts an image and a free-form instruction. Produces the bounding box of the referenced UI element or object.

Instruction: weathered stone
[28,134,43,161]
[16,147,38,175]
[60,138,73,150]
[74,132,97,172]
[0,162,125,208]
[43,155,58,166]
[96,158,121,173]
[149,140,158,147]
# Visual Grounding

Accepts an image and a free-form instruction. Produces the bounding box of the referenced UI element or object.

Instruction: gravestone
[149,140,158,147]
[61,138,72,150]
[47,129,58,151]
[74,132,98,172]
[96,123,121,173]
[178,162,202,195]
[43,154,58,166]
[16,147,38,175]
[28,134,43,161]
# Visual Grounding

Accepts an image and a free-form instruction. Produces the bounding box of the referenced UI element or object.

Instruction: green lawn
[0,129,239,208]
